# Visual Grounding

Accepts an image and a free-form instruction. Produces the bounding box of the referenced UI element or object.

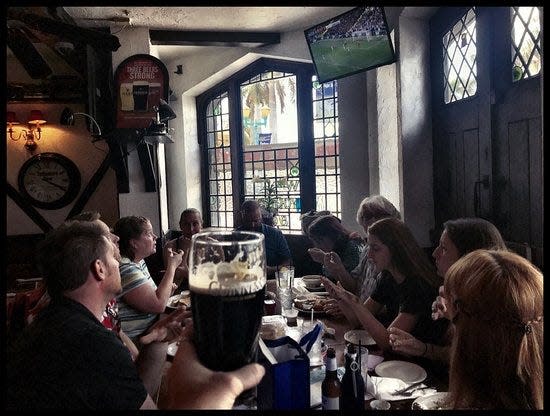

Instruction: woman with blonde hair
[324,217,447,352]
[444,250,543,409]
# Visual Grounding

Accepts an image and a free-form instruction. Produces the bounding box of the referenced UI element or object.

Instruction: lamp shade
[7,111,20,124]
[158,99,177,122]
[28,110,46,125]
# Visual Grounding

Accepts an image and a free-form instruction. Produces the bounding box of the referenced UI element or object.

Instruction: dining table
[158,276,449,410]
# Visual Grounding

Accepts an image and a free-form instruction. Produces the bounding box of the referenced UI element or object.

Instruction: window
[197,58,341,232]
[205,92,233,228]
[511,7,542,82]
[443,8,478,104]
[312,77,340,216]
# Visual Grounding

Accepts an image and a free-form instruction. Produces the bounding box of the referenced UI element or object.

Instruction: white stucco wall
[111,26,161,233]
[398,16,434,246]
[376,58,403,216]
[337,73,370,234]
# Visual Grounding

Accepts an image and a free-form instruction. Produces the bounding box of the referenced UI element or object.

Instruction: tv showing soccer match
[304,6,396,83]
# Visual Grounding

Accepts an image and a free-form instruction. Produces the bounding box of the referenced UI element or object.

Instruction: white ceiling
[63,7,357,60]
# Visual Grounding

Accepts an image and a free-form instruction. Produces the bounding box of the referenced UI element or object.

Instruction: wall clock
[17,152,81,210]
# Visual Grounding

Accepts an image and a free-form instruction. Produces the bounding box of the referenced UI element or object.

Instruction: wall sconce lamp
[143,99,177,145]
[60,107,102,142]
[7,110,47,152]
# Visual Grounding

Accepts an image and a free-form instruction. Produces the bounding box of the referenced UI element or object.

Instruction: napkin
[367,376,437,401]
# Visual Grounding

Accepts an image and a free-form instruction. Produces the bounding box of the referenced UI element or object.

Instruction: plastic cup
[282,306,299,326]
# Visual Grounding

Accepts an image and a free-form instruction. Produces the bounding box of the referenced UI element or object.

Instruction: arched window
[197,58,341,231]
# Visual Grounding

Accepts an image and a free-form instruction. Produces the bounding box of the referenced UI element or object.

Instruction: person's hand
[140,307,191,345]
[165,320,265,409]
[431,285,450,320]
[323,298,343,317]
[321,276,359,305]
[388,327,426,357]
[307,247,326,264]
[322,251,345,277]
[166,248,185,271]
[320,275,340,300]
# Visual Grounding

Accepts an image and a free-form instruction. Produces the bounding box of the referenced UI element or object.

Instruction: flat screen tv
[304,6,396,83]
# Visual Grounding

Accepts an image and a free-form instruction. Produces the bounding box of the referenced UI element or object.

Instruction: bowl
[302,275,322,288]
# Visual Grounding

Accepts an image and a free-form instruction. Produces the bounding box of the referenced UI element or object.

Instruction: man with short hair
[237,199,292,278]
[6,220,264,409]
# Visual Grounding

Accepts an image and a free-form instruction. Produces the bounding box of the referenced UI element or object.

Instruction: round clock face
[18,152,81,210]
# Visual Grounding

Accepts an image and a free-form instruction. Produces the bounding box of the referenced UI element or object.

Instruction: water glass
[276,266,294,310]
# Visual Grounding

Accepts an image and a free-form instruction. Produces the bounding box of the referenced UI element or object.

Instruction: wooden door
[430,7,543,268]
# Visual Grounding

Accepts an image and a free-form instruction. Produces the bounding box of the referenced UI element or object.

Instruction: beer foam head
[189,231,266,296]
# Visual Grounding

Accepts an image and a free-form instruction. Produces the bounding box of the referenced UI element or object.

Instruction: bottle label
[326,358,338,371]
[322,396,340,410]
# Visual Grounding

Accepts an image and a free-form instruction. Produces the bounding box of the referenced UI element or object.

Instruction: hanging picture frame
[114,54,169,128]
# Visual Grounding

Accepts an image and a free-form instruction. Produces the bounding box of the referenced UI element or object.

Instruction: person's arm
[163,320,265,409]
[329,278,418,352]
[388,326,450,362]
[322,251,358,293]
[163,239,188,287]
[136,308,192,398]
[119,329,139,361]
[321,276,361,326]
[431,285,452,320]
[123,248,184,314]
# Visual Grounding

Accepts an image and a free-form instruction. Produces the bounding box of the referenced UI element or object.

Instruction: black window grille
[511,7,542,82]
[443,8,478,104]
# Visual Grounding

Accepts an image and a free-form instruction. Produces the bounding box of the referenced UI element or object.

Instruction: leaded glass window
[511,7,542,82]
[206,91,233,228]
[443,8,478,104]
[312,76,341,218]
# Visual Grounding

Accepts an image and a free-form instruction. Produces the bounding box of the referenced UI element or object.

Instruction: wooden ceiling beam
[7,8,121,51]
[149,30,280,47]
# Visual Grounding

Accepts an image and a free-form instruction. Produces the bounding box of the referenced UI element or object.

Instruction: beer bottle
[321,347,341,410]
[340,343,365,410]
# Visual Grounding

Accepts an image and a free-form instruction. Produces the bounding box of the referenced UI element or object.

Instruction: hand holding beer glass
[189,230,267,372]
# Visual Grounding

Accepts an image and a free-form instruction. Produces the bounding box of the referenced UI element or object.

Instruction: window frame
[196,58,316,229]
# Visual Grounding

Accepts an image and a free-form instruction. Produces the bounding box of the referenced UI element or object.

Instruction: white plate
[167,341,179,357]
[344,329,376,346]
[375,360,427,383]
[411,392,450,410]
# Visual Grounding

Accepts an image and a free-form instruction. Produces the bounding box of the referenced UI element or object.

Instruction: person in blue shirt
[237,199,292,278]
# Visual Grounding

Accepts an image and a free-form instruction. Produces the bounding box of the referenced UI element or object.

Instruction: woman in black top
[322,217,447,352]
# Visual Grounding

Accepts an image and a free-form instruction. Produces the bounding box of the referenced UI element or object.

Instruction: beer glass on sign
[189,230,266,372]
[132,81,150,112]
[120,83,134,111]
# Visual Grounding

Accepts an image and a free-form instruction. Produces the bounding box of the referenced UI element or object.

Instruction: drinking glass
[276,266,294,310]
[188,230,266,371]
